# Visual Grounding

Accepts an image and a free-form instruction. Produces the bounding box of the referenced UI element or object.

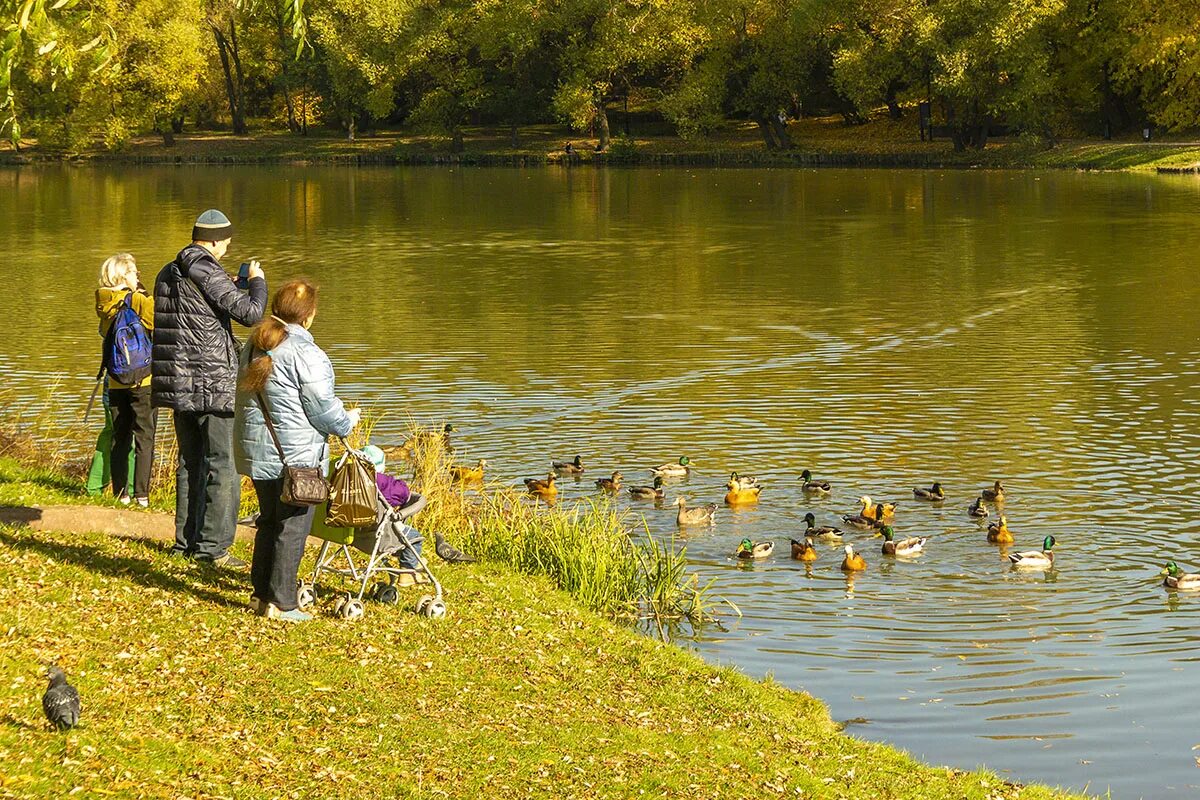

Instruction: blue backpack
[102,293,152,386]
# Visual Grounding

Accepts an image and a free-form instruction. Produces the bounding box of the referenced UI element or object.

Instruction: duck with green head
[629,476,665,500]
[801,469,831,495]
[968,497,989,519]
[552,455,585,475]
[880,525,928,557]
[652,456,692,479]
[843,504,885,531]
[736,538,774,560]
[803,512,843,542]
[1008,536,1056,569]
[1162,561,1200,590]
[913,482,945,501]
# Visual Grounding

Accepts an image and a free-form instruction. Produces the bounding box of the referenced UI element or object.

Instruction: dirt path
[0,504,257,544]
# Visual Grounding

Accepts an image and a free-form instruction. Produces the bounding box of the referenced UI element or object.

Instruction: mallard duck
[1008,535,1056,569]
[629,476,665,500]
[736,538,774,560]
[790,536,819,562]
[859,495,898,520]
[981,480,1006,501]
[880,525,927,557]
[912,482,945,501]
[968,497,989,519]
[801,469,831,495]
[841,544,867,571]
[386,422,456,461]
[986,514,1014,543]
[595,471,623,492]
[674,496,717,526]
[651,456,692,479]
[843,504,884,531]
[1162,561,1200,590]
[724,478,762,505]
[524,473,557,499]
[552,455,585,475]
[803,512,843,542]
[729,471,759,489]
[449,458,488,483]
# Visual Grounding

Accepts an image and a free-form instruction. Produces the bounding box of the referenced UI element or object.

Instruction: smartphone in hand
[236,262,250,289]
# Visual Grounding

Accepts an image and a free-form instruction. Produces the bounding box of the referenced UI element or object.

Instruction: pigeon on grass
[434,532,475,564]
[42,666,81,731]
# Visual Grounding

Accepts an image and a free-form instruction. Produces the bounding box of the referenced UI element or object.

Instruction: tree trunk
[210,22,246,135]
[347,116,356,141]
[451,129,464,153]
[510,124,519,148]
[769,115,792,149]
[885,84,902,120]
[596,100,610,150]
[171,115,184,134]
[160,127,176,147]
[753,115,777,150]
[228,19,248,134]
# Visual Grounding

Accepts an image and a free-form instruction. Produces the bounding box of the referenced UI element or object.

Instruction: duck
[800,469,831,495]
[552,455,585,475]
[724,478,762,505]
[1162,561,1200,590]
[790,536,819,562]
[651,456,692,479]
[524,473,557,499]
[736,538,774,560]
[595,471,623,492]
[449,458,488,483]
[859,495,898,520]
[674,496,717,526]
[1008,535,1056,570]
[880,525,927,557]
[628,476,665,500]
[803,512,843,542]
[981,480,1006,502]
[968,497,989,519]
[386,422,456,461]
[986,514,1014,543]
[843,505,884,531]
[912,482,945,501]
[841,544,867,572]
[729,471,759,489]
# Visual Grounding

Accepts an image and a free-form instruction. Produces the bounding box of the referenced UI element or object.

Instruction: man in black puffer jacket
[153,209,268,566]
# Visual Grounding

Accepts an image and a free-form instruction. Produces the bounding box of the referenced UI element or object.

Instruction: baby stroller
[301,474,446,620]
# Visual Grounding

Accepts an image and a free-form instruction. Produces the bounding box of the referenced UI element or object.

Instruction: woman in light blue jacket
[234,279,359,623]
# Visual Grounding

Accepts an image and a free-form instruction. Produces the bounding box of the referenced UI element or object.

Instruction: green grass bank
[0,456,1087,799]
[4,114,1200,172]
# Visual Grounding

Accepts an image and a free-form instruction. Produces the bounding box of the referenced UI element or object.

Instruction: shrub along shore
[4,116,1200,172]
[0,417,1088,798]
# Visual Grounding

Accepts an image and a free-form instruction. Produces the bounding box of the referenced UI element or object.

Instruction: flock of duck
[513,457,1068,575]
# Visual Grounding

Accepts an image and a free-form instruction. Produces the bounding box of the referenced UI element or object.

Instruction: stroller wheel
[376,584,399,605]
[296,582,316,610]
[425,599,447,619]
[416,594,434,615]
[341,597,365,621]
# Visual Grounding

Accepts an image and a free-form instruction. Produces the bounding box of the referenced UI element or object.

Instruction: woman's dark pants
[251,478,315,611]
[109,385,156,499]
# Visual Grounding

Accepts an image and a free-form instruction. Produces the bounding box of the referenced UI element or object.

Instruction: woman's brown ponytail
[239,279,319,393]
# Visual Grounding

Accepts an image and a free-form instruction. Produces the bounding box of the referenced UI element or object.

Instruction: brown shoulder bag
[256,391,330,506]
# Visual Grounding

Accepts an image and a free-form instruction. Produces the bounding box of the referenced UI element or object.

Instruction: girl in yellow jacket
[95,253,156,506]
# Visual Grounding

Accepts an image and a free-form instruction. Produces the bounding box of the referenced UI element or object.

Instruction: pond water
[4,164,1200,798]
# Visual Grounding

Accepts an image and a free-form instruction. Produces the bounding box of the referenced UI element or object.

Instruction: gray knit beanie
[192,209,234,242]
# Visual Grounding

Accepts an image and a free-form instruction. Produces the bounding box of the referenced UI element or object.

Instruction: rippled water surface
[5,165,1200,798]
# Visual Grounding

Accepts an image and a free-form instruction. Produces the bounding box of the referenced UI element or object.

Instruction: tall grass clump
[376,421,721,623]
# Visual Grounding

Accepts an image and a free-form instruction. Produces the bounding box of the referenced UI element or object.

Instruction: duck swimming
[880,525,927,557]
[968,497,989,519]
[724,478,762,505]
[651,456,692,479]
[981,480,1006,502]
[1162,561,1200,590]
[524,473,557,499]
[790,536,819,562]
[912,482,945,501]
[595,471,623,492]
[801,469,831,495]
[674,496,716,526]
[986,514,1014,543]
[449,458,488,483]
[843,504,884,531]
[736,538,774,560]
[729,471,759,489]
[841,544,867,571]
[552,455,585,475]
[803,512,843,542]
[1008,535,1056,570]
[629,476,665,500]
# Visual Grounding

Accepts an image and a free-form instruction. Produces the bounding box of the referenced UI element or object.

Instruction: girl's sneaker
[135,497,149,508]
[117,493,132,505]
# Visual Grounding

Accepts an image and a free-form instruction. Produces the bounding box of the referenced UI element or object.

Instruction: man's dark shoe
[434,532,475,564]
[196,552,249,570]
